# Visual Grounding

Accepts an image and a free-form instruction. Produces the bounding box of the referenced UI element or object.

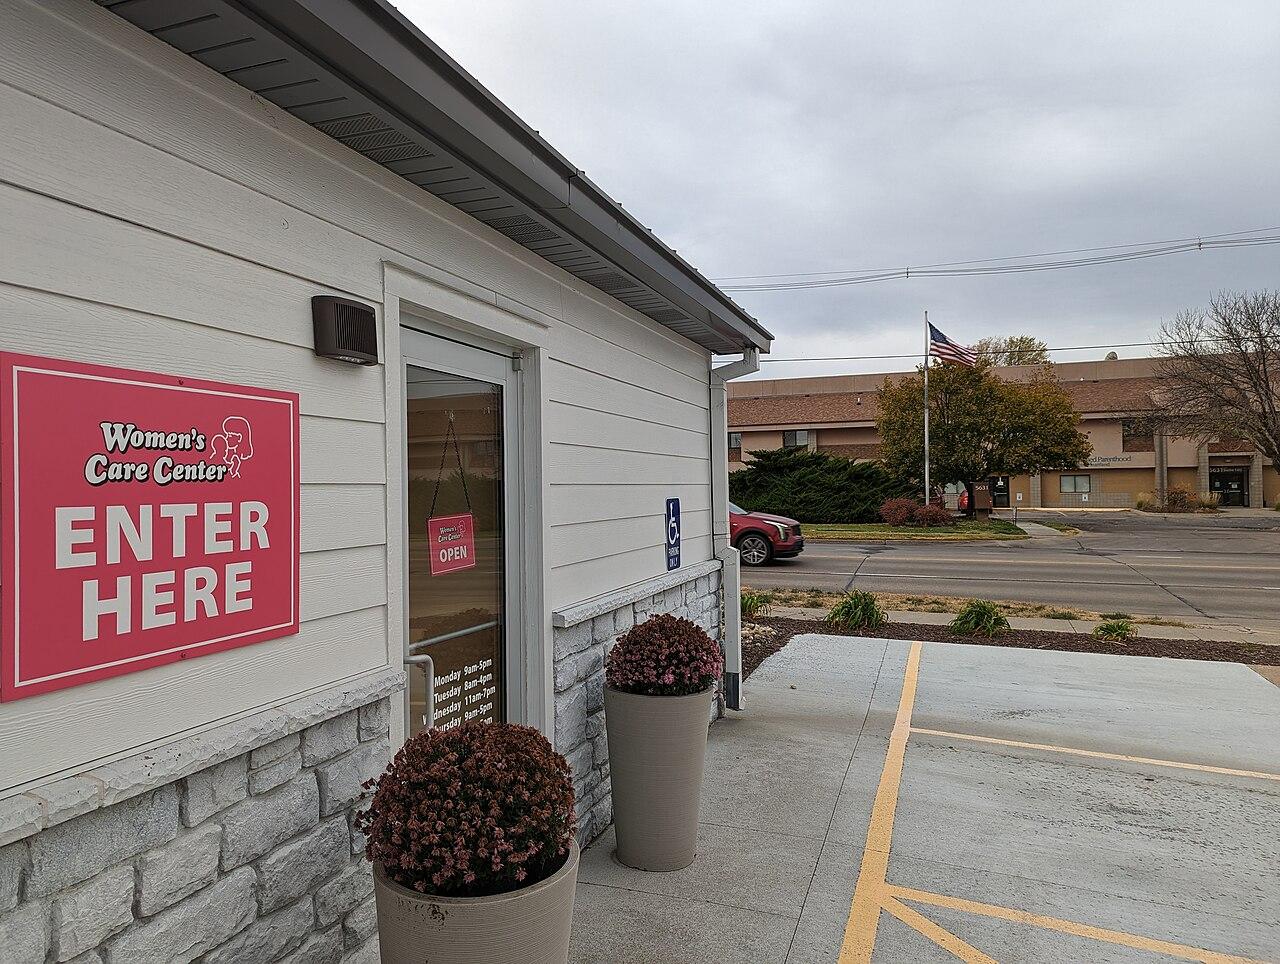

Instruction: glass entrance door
[402,330,519,737]
[1209,469,1247,507]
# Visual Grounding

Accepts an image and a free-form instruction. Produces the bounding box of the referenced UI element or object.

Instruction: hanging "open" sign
[427,513,477,575]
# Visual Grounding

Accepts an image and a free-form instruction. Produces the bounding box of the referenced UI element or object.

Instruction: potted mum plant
[357,722,578,964]
[605,613,723,871]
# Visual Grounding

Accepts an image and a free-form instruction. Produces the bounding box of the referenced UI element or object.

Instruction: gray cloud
[399,0,1280,377]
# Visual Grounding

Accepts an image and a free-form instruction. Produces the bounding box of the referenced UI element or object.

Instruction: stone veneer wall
[552,564,724,846]
[0,680,399,964]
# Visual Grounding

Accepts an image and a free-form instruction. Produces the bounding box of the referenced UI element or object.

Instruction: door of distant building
[1209,467,1247,507]
[988,475,1011,508]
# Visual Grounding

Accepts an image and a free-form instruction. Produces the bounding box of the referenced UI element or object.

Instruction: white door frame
[382,263,550,751]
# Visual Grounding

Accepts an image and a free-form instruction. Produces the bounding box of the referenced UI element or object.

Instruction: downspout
[710,348,760,711]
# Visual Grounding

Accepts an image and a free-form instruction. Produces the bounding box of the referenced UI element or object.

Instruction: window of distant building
[782,430,810,449]
[1121,419,1154,452]
[1060,474,1091,493]
[728,432,742,450]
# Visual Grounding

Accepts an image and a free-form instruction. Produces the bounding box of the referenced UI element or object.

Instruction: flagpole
[923,310,930,504]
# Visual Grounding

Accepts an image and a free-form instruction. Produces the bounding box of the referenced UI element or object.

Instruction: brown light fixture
[312,296,378,365]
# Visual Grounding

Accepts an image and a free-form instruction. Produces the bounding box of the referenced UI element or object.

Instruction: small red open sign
[427,513,476,575]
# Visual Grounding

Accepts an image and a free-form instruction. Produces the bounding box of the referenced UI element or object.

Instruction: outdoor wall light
[312,296,379,365]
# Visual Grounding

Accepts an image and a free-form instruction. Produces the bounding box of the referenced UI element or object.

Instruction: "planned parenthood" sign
[1,353,299,701]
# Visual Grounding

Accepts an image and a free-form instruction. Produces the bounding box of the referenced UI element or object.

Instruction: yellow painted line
[890,886,1269,964]
[882,896,998,963]
[837,640,924,963]
[911,727,1280,782]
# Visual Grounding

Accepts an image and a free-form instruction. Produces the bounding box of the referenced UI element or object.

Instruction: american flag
[928,322,977,367]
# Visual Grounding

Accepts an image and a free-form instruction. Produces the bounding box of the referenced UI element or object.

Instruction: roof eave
[228,0,772,352]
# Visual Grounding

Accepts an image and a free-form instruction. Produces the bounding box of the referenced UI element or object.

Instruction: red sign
[1,353,300,701]
[427,513,476,575]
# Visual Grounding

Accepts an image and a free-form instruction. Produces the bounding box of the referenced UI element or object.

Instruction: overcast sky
[401,1,1280,378]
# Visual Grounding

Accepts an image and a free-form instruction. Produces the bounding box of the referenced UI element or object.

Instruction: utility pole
[923,309,930,503]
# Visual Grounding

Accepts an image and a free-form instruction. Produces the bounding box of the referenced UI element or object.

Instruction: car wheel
[736,533,773,567]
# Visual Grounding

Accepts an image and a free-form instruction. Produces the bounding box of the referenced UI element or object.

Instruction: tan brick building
[729,358,1279,509]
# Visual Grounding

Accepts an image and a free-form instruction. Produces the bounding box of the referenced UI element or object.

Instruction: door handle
[404,652,434,729]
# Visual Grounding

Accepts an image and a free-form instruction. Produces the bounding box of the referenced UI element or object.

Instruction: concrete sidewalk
[768,606,1280,646]
[569,634,1280,962]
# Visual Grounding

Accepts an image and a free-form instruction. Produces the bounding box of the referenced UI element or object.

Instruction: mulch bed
[745,616,1280,679]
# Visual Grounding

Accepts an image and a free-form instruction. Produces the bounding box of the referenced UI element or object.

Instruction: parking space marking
[837,641,1271,964]
[890,886,1267,964]
[838,640,923,962]
[910,727,1280,782]
[882,896,997,963]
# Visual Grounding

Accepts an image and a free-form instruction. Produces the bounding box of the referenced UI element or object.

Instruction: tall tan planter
[372,839,579,964]
[605,685,713,871]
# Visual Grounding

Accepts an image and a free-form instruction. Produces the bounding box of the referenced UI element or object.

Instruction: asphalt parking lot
[745,511,1280,626]
[569,634,1280,963]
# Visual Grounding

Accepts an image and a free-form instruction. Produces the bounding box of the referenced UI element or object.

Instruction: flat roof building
[729,357,1278,509]
[0,1,769,957]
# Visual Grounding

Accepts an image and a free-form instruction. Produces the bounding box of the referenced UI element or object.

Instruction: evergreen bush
[730,449,912,524]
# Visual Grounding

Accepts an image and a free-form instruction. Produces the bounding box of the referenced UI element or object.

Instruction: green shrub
[950,600,1010,637]
[1094,619,1133,642]
[825,590,887,631]
[740,590,774,620]
[730,449,912,524]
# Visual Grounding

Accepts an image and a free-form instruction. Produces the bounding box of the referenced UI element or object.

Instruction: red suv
[729,502,805,566]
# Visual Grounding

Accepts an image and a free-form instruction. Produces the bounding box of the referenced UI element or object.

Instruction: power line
[713,225,1280,281]
[751,337,1227,364]
[716,233,1280,292]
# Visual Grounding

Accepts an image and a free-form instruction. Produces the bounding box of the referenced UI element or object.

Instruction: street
[744,512,1280,624]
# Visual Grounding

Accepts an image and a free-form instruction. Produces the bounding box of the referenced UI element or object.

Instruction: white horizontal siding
[0,284,385,423]
[0,607,387,788]
[549,535,715,606]
[0,0,719,792]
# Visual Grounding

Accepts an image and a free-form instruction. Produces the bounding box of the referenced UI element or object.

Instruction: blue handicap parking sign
[665,498,681,571]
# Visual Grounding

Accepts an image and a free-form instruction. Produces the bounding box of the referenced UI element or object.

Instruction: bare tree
[1154,291,1280,465]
